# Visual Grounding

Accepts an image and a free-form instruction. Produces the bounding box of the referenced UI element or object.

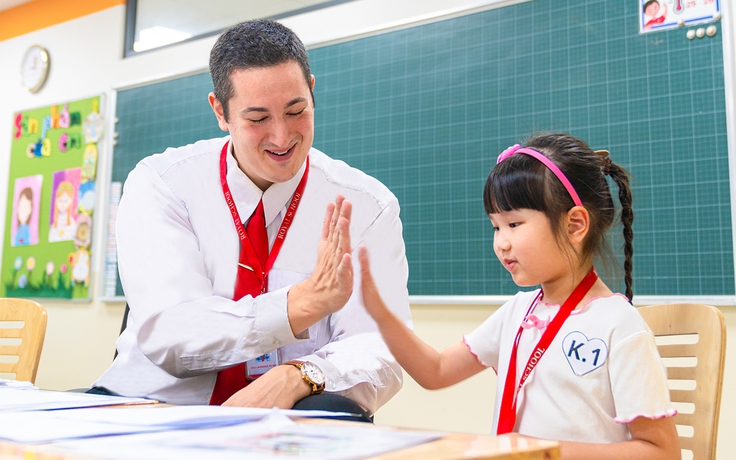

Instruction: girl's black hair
[483,133,634,299]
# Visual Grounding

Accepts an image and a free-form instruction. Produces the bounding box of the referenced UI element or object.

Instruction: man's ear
[208,92,229,132]
[310,74,315,91]
[566,206,589,245]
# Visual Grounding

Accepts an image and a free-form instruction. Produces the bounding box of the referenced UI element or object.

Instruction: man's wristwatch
[284,360,325,395]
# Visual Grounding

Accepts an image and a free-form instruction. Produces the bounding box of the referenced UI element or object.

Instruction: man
[93,20,412,418]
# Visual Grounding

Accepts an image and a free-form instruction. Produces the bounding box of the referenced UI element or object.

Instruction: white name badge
[246,351,279,380]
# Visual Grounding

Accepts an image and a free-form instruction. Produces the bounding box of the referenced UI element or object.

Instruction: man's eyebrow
[285,97,308,108]
[240,97,307,115]
[241,107,268,115]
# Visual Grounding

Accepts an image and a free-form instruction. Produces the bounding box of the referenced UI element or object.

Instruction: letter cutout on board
[41,138,52,157]
[68,133,81,149]
[27,118,38,134]
[14,114,23,139]
[41,116,52,140]
[59,104,70,128]
[51,105,61,129]
[59,133,69,152]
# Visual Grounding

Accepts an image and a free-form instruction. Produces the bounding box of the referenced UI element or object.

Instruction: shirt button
[329,381,336,389]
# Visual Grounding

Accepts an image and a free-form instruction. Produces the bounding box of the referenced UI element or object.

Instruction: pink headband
[497,144,583,207]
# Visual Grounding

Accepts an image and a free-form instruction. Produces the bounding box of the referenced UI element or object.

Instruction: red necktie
[209,199,268,405]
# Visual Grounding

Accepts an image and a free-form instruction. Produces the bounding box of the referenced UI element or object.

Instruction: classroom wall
[0,1,734,458]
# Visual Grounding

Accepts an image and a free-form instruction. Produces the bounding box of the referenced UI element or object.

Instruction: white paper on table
[0,387,154,412]
[0,378,36,389]
[0,405,354,444]
[0,412,164,444]
[55,410,445,460]
[37,405,353,429]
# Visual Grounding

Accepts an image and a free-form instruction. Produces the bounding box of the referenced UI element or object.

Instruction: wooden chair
[638,303,726,460]
[0,298,47,383]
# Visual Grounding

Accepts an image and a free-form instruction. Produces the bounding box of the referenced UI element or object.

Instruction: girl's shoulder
[581,294,653,337]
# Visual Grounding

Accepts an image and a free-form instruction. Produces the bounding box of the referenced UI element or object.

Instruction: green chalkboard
[108,0,732,298]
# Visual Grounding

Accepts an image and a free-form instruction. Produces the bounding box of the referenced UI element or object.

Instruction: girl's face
[645,2,659,16]
[490,208,572,288]
[17,195,32,224]
[56,191,72,213]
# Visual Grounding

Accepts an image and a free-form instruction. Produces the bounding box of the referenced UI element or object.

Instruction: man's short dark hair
[209,19,313,121]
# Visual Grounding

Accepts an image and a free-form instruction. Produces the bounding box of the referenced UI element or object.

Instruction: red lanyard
[219,140,309,291]
[496,268,598,435]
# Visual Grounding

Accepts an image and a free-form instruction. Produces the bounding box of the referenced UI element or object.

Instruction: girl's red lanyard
[496,268,598,435]
[219,140,309,291]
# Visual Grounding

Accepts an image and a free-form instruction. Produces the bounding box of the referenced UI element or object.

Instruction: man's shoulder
[308,148,396,207]
[136,136,228,176]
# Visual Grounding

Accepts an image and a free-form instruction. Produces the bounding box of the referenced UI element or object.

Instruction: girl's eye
[492,226,499,232]
[509,222,521,228]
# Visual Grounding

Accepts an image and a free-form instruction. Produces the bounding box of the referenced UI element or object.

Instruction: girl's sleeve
[608,328,677,423]
[462,298,517,371]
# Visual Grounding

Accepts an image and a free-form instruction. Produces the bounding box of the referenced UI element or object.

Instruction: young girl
[48,180,77,242]
[359,132,680,459]
[13,187,33,246]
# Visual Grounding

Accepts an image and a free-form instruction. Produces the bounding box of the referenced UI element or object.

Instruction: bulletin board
[2,96,102,300]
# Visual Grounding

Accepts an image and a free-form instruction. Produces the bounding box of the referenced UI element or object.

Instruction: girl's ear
[566,206,589,245]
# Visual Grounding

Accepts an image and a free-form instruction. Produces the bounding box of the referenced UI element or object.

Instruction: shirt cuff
[252,285,307,349]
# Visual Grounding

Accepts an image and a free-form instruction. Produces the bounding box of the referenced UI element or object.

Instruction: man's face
[210,61,315,191]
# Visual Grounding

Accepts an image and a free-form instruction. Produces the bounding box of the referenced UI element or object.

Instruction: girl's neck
[540,265,611,307]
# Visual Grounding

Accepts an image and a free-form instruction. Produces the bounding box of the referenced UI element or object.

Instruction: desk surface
[370,432,559,460]
[0,421,559,460]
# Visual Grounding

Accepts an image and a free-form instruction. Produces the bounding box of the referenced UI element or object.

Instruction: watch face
[21,45,49,93]
[302,362,325,385]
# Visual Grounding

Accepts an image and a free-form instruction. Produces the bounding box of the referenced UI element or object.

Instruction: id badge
[246,351,279,380]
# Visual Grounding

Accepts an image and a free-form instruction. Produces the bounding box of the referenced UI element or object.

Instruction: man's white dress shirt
[95,136,412,413]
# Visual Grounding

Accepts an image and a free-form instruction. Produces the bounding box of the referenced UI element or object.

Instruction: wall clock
[21,45,50,93]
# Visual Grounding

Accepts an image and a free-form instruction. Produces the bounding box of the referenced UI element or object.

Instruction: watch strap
[284,360,325,395]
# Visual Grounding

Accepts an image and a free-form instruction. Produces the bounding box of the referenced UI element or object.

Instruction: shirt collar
[225,140,308,227]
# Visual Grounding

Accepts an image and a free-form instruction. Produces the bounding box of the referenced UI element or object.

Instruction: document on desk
[54,411,444,460]
[0,406,353,444]
[0,386,154,412]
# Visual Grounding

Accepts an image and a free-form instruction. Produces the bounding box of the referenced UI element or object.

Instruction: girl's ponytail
[607,162,634,300]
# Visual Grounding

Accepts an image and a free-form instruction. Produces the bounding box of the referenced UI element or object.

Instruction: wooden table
[0,419,559,460]
[370,432,559,459]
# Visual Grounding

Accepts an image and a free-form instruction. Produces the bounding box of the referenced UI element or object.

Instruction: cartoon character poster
[48,168,81,243]
[3,96,103,300]
[640,0,721,34]
[11,175,43,247]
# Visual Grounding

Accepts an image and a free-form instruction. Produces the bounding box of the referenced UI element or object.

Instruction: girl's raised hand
[358,246,391,323]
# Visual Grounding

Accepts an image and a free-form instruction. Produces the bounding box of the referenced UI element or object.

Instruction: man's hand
[287,195,353,336]
[222,364,311,409]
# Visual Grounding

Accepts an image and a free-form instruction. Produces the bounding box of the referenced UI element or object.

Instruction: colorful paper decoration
[2,96,103,300]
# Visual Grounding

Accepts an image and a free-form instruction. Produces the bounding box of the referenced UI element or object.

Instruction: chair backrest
[0,298,47,383]
[638,303,726,460]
